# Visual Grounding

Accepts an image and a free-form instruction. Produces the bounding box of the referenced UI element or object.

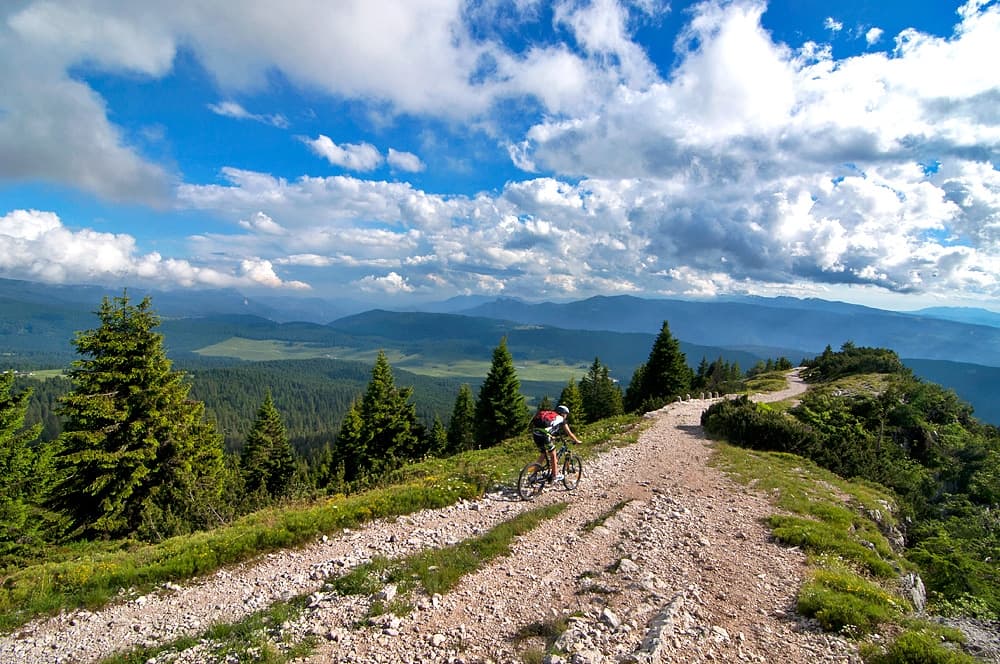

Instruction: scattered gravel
[3,372,996,663]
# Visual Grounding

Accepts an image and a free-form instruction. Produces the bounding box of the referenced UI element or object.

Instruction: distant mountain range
[908,306,1000,329]
[1,278,997,424]
[457,295,1000,367]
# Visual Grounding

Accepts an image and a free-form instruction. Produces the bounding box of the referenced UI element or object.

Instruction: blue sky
[1,0,998,312]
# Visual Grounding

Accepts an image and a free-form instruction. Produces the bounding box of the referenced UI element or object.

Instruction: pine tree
[557,379,585,426]
[474,337,528,447]
[623,363,647,413]
[0,372,40,548]
[241,391,296,500]
[446,384,476,453]
[333,351,421,480]
[47,293,225,540]
[579,357,624,422]
[625,321,692,412]
[361,351,421,471]
[334,401,366,481]
[428,415,448,457]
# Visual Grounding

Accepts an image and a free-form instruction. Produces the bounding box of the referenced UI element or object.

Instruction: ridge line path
[4,370,861,663]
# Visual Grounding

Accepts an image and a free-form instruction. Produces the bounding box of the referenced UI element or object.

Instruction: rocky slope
[3,374,992,663]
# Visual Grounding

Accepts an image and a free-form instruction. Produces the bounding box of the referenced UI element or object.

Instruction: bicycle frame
[518,441,583,500]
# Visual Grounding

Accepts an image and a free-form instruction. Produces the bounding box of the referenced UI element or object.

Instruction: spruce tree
[557,379,585,426]
[361,351,421,471]
[241,391,296,500]
[428,415,448,457]
[625,320,692,412]
[48,293,224,540]
[579,357,624,422]
[0,372,40,548]
[536,395,554,411]
[333,351,421,480]
[446,384,476,453]
[334,401,366,481]
[474,337,528,446]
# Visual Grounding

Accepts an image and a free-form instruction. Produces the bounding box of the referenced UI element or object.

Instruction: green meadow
[194,337,590,382]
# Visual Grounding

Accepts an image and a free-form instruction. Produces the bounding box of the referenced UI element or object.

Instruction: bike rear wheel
[517,462,547,500]
[561,454,583,490]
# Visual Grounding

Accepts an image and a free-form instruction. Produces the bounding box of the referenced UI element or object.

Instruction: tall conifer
[333,351,421,480]
[361,351,420,471]
[48,293,224,539]
[625,320,692,412]
[579,357,624,422]
[474,337,528,446]
[557,379,585,425]
[241,391,295,499]
[446,384,476,453]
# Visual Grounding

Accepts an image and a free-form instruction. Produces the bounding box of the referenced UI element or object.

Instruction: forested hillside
[17,360,466,453]
[185,360,464,453]
[904,358,1000,427]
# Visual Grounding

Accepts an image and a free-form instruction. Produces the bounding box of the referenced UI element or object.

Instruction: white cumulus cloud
[305,135,383,171]
[0,209,308,290]
[354,271,414,294]
[387,148,425,173]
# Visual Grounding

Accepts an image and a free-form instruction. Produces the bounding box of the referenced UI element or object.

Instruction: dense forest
[701,343,1000,619]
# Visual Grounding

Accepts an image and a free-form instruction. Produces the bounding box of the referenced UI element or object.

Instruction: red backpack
[532,409,559,429]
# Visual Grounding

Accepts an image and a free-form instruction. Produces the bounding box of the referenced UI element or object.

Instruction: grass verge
[581,500,631,533]
[331,502,568,600]
[98,593,317,664]
[711,442,975,662]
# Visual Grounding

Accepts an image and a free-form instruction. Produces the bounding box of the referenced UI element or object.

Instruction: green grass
[860,627,978,664]
[99,594,316,664]
[744,371,793,394]
[14,368,64,380]
[192,337,592,382]
[0,414,642,633]
[331,502,567,600]
[195,337,361,361]
[797,566,906,633]
[581,500,630,532]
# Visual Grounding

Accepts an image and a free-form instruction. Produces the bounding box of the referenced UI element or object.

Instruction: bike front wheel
[561,454,583,490]
[517,462,547,500]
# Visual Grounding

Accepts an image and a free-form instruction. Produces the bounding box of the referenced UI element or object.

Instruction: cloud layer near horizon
[0,0,998,306]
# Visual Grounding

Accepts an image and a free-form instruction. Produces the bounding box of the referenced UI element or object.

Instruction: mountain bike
[517,441,583,500]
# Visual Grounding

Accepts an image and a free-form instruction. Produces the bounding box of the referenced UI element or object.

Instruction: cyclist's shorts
[532,430,555,453]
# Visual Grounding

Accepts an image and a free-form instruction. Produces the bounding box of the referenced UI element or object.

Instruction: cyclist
[532,404,582,483]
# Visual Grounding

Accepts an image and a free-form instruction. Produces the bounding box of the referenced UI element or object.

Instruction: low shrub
[797,568,904,633]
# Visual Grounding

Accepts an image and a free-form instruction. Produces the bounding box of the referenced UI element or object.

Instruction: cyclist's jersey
[536,415,566,437]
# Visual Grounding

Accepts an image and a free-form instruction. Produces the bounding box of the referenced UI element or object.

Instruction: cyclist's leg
[532,431,552,473]
[547,443,559,482]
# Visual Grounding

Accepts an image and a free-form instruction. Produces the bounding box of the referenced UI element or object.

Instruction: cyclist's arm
[562,423,582,444]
